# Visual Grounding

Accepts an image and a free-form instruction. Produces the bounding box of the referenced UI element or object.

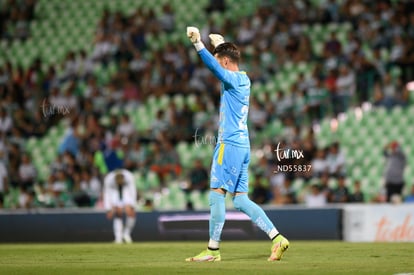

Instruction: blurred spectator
[0,156,7,208]
[76,50,94,81]
[18,153,37,190]
[352,53,377,104]
[46,170,73,208]
[302,183,327,207]
[335,64,355,115]
[306,77,328,123]
[162,139,181,179]
[18,186,35,209]
[123,139,149,172]
[116,114,135,138]
[158,3,175,33]
[48,87,65,110]
[373,72,404,110]
[0,107,12,135]
[94,142,124,175]
[330,176,350,203]
[311,148,328,178]
[389,35,405,63]
[272,178,296,205]
[61,85,78,115]
[348,180,365,203]
[12,108,32,137]
[73,169,101,207]
[8,143,21,188]
[322,0,340,22]
[41,65,58,95]
[176,103,195,142]
[151,110,168,140]
[186,158,209,193]
[323,32,342,56]
[142,198,154,211]
[122,78,141,107]
[75,144,94,169]
[149,142,172,186]
[324,68,337,105]
[50,154,64,175]
[30,110,48,137]
[249,96,267,131]
[91,32,116,64]
[319,173,333,203]
[205,0,226,13]
[237,18,255,46]
[61,150,80,180]
[129,50,148,74]
[61,51,78,81]
[251,173,271,205]
[58,122,81,157]
[292,89,307,125]
[274,91,293,119]
[0,0,36,41]
[326,142,346,178]
[383,141,406,202]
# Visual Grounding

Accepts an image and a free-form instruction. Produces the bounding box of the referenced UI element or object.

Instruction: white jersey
[103,169,137,210]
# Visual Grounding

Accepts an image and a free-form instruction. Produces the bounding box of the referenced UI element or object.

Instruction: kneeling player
[104,169,137,243]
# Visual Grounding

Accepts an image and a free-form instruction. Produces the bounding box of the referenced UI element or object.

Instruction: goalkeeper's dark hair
[213,42,240,64]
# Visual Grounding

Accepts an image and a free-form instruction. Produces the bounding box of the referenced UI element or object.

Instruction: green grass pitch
[0,241,413,274]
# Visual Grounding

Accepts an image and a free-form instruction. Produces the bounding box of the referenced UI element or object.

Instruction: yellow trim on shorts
[217,143,225,165]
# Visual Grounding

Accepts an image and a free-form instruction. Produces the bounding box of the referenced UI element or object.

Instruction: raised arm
[187,26,236,86]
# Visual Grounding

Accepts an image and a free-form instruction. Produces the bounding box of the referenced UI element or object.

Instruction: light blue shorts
[210,143,250,193]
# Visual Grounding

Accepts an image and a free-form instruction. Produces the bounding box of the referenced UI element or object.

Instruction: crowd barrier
[1,204,412,243]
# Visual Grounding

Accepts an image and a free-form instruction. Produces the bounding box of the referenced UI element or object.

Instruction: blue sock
[233,194,277,237]
[209,191,226,243]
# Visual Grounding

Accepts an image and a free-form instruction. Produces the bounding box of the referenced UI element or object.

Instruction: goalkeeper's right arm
[186,26,234,86]
[187,27,226,51]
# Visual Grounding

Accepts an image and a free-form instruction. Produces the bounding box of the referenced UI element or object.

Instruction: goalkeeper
[185,27,289,262]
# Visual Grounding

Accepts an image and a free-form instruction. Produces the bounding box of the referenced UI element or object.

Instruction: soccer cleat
[268,235,289,261]
[123,233,133,244]
[185,249,221,262]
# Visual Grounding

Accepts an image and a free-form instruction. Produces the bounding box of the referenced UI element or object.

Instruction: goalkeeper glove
[186,26,205,51]
[209,34,225,48]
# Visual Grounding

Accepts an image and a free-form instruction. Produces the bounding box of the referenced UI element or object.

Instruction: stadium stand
[0,0,413,210]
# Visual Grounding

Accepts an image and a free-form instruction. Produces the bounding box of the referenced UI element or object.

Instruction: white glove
[187,26,201,43]
[186,26,204,51]
[209,34,225,48]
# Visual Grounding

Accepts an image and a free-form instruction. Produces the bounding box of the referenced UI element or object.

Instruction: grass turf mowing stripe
[0,241,413,274]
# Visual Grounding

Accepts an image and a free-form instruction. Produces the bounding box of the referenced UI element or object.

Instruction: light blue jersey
[194,45,279,248]
[198,48,250,148]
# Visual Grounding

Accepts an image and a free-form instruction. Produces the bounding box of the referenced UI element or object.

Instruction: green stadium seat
[25,137,38,152]
[37,164,50,182]
[189,190,209,210]
[147,171,160,190]
[134,172,147,191]
[292,178,305,193]
[166,183,187,210]
[173,94,185,110]
[3,187,20,208]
